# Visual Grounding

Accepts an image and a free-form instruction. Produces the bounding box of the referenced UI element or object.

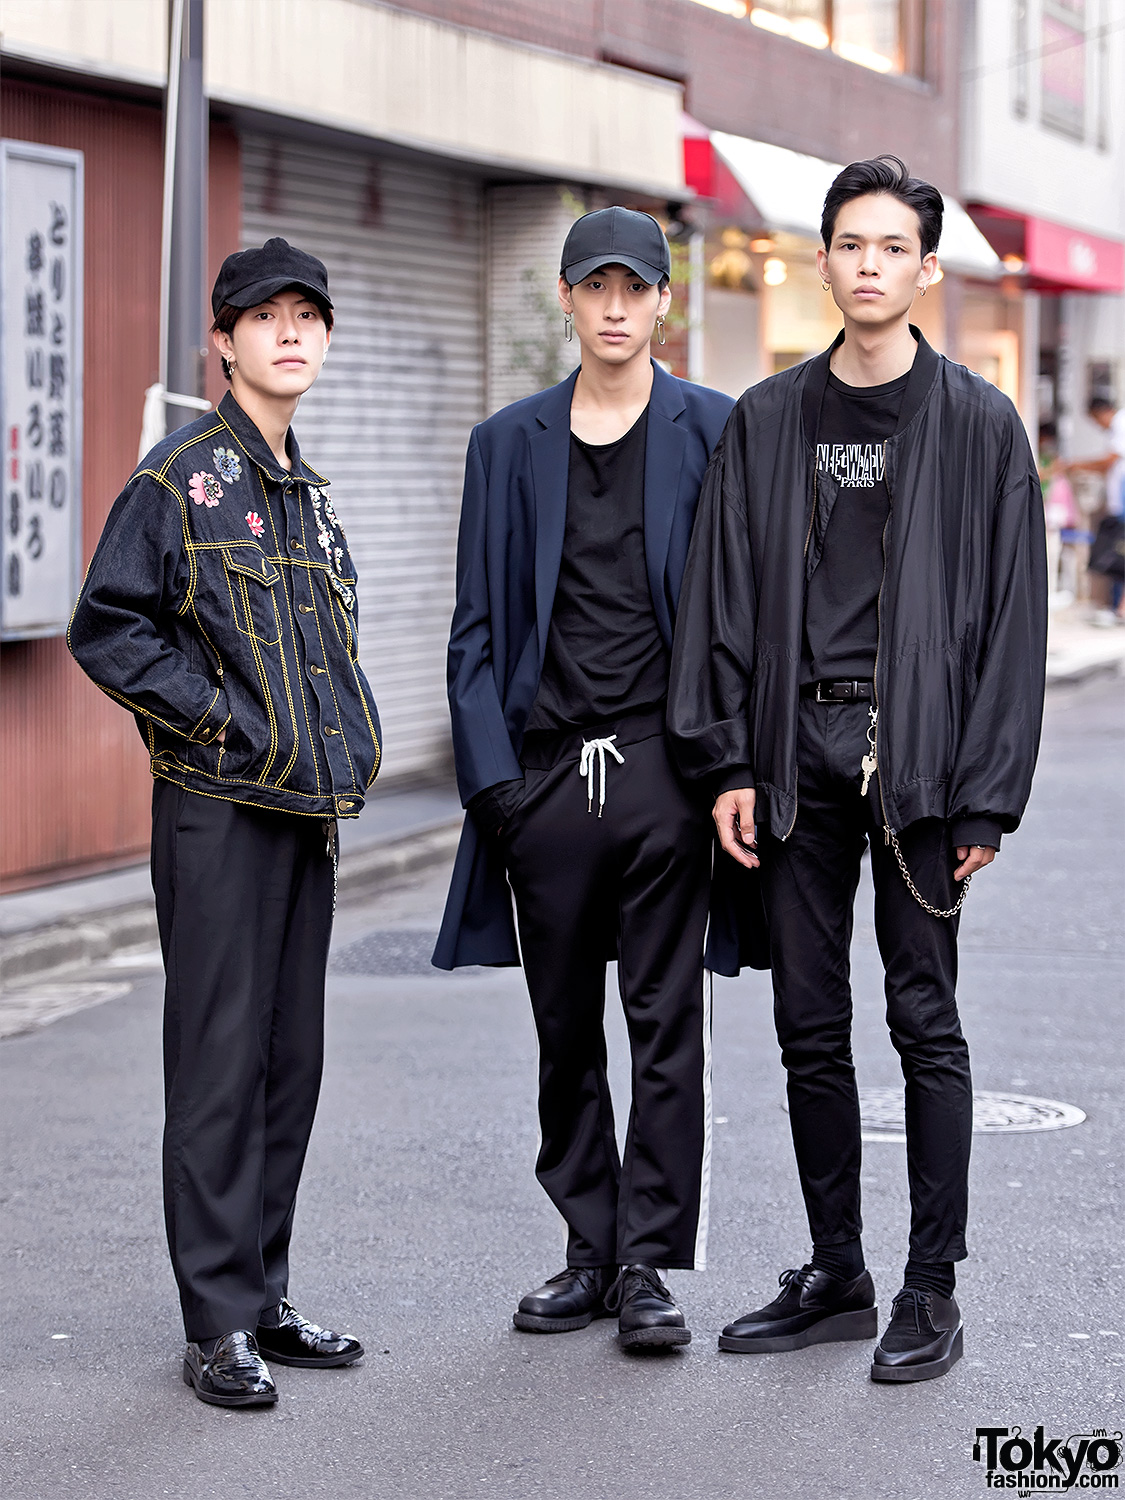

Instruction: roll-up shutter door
[240,133,484,782]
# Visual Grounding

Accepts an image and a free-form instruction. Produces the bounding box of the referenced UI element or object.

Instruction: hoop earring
[564,312,573,342]
[918,285,927,297]
[822,280,831,291]
[656,315,666,346]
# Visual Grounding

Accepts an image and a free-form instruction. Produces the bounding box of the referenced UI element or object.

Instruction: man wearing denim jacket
[69,240,380,1408]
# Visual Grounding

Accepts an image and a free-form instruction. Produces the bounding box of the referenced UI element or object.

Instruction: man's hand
[954,844,995,882]
[713,788,759,870]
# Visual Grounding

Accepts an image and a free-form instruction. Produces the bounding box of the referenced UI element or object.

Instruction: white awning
[711,132,1002,278]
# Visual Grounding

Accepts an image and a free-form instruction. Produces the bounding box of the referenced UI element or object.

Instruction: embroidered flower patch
[245,510,265,538]
[212,447,242,484]
[324,496,339,527]
[189,471,223,508]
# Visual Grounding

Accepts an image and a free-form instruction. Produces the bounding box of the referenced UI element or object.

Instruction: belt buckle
[815,681,837,703]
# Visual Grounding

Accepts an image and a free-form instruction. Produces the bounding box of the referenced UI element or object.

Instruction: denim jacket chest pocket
[221,543,282,647]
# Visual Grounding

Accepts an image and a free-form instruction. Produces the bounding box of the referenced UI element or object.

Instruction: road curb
[0,819,463,990]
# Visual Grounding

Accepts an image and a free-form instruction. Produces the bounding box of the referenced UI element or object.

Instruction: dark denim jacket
[69,393,381,820]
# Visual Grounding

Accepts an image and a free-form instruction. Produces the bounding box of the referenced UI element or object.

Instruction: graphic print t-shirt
[801,369,908,684]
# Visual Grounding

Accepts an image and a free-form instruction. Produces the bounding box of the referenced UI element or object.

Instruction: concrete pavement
[0,675,1121,1500]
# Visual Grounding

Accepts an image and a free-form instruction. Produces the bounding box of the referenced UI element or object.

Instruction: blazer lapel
[529,371,578,669]
[644,364,687,647]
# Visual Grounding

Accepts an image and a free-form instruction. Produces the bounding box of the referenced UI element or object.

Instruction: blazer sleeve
[667,413,757,791]
[67,470,230,744]
[947,418,1048,835]
[447,429,524,806]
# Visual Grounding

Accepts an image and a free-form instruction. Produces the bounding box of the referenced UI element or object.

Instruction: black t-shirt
[525,407,668,731]
[801,369,908,684]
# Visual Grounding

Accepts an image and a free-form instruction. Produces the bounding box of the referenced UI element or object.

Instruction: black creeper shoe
[870,1288,963,1383]
[719,1265,877,1353]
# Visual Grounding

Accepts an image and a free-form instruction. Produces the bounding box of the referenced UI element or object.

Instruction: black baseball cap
[211,237,332,318]
[560,207,671,286]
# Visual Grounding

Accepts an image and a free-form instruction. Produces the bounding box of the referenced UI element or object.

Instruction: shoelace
[543,1267,600,1289]
[888,1287,933,1334]
[777,1265,816,1294]
[578,736,625,817]
[604,1265,672,1314]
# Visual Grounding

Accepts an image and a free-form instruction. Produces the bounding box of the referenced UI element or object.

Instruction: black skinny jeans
[760,699,972,1264]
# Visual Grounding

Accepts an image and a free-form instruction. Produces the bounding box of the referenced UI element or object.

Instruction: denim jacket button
[338,799,355,812]
[289,537,304,551]
[323,725,339,736]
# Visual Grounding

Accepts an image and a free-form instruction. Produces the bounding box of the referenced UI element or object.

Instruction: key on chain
[860,705,879,796]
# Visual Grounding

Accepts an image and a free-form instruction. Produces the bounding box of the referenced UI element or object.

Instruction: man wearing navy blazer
[433,209,735,1350]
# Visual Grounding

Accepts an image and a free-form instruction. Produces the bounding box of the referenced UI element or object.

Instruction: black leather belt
[801,679,874,703]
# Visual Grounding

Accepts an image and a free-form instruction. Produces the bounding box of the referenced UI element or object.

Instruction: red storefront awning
[969,205,1124,293]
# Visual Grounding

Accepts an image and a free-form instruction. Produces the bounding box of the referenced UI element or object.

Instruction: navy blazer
[432,362,764,974]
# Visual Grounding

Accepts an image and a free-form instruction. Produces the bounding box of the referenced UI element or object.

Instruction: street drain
[783,1089,1086,1142]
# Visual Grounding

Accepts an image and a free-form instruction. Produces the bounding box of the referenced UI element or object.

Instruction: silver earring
[919,285,927,297]
[656,315,666,346]
[564,312,573,342]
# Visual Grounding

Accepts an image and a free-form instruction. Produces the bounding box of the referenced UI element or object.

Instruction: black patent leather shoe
[182,1330,278,1407]
[255,1300,364,1368]
[719,1265,877,1353]
[513,1265,614,1333]
[871,1288,963,1382]
[604,1264,691,1349]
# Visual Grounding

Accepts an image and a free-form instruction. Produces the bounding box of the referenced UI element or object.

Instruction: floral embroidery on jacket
[212,447,242,484]
[245,510,265,538]
[188,471,223,508]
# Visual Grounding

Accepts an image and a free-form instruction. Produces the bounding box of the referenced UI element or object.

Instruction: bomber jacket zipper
[781,465,820,841]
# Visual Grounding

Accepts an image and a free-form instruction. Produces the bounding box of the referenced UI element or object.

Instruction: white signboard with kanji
[1,140,84,640]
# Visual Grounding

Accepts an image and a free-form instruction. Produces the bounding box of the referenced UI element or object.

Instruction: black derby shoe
[871,1288,963,1383]
[719,1265,878,1353]
[513,1266,614,1333]
[182,1330,278,1407]
[604,1264,691,1350]
[255,1300,364,1368]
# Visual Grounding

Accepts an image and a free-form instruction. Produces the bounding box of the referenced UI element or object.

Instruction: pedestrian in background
[433,209,742,1350]
[68,240,379,1407]
[1067,396,1125,623]
[669,156,1047,1384]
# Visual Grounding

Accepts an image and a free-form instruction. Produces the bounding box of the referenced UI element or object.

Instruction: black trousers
[759,700,972,1265]
[151,781,334,1341]
[504,729,713,1270]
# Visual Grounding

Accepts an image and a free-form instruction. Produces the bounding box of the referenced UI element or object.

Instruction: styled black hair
[211,287,334,382]
[821,155,944,259]
[1088,395,1116,416]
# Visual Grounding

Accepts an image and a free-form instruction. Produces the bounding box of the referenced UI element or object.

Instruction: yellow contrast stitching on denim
[266,471,321,795]
[298,488,358,793]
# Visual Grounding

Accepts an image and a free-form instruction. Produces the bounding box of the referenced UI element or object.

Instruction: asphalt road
[1,675,1122,1500]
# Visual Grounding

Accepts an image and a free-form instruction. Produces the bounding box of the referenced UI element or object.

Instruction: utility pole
[162,0,208,435]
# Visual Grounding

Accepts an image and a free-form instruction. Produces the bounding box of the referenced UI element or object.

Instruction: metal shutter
[240,133,484,782]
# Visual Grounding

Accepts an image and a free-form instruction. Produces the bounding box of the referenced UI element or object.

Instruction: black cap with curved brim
[560,207,671,286]
[211,237,332,318]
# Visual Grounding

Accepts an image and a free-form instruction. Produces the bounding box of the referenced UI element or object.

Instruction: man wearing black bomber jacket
[667,157,1047,1384]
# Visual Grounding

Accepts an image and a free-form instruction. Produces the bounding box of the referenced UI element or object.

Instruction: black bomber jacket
[667,331,1048,847]
[68,393,381,820]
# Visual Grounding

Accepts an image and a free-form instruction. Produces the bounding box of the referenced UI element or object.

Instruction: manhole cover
[783,1089,1086,1141]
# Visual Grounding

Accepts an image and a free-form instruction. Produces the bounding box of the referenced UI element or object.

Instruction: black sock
[257,1303,283,1328]
[197,1335,219,1358]
[811,1238,865,1281]
[903,1257,956,1299]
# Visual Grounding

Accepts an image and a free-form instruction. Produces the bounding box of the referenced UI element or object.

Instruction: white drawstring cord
[578,736,625,816]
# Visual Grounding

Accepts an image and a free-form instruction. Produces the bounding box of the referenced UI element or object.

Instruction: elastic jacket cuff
[712,766,756,798]
[950,815,1003,850]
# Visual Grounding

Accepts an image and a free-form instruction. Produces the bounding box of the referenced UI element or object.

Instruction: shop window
[685,0,926,75]
[1012,0,1031,117]
[1041,0,1087,139]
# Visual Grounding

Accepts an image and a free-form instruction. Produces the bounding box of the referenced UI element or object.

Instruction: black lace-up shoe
[182,1330,278,1407]
[871,1288,963,1382]
[254,1300,364,1367]
[604,1264,691,1349]
[719,1265,878,1353]
[513,1266,614,1333]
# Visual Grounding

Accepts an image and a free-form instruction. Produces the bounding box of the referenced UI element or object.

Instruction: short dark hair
[211,288,333,382]
[821,155,944,259]
[563,267,671,293]
[1089,396,1116,416]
